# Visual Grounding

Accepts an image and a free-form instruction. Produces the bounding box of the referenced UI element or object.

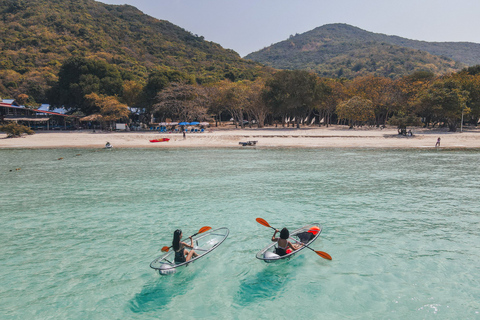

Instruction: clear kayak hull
[256,223,322,263]
[150,227,229,275]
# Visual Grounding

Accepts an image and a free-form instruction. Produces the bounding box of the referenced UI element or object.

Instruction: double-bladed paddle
[256,218,332,260]
[161,226,212,252]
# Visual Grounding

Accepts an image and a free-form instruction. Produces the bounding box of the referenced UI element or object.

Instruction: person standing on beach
[183,129,186,139]
[435,137,441,147]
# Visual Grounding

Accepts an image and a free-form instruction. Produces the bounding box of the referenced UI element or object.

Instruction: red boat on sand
[150,138,170,143]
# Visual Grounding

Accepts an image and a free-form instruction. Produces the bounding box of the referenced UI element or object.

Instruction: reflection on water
[128,270,197,313]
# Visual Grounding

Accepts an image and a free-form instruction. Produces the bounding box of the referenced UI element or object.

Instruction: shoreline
[1,126,479,149]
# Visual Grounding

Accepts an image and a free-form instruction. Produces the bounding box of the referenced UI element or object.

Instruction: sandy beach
[1,126,479,149]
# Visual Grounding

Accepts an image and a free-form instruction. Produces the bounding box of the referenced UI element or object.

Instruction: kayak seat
[297,231,314,243]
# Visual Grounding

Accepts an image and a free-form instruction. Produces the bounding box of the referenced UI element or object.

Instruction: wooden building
[0,102,78,130]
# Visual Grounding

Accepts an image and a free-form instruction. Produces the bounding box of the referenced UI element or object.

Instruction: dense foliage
[0,0,269,103]
[246,24,467,79]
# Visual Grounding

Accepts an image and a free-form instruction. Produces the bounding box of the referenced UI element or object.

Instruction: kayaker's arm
[181,239,194,249]
[271,229,279,242]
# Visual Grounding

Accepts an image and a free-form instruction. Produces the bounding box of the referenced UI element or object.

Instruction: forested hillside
[245,24,472,79]
[0,0,267,102]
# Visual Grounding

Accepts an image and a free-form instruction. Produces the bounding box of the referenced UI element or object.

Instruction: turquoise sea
[1,148,479,319]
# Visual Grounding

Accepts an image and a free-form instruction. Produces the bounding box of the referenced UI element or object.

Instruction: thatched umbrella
[80,114,103,122]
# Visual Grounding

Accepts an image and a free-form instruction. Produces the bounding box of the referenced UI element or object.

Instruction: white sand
[1,126,479,149]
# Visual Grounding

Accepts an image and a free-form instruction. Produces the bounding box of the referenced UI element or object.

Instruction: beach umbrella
[167,122,178,125]
[159,122,167,126]
[178,122,189,125]
[200,122,210,126]
[190,121,200,125]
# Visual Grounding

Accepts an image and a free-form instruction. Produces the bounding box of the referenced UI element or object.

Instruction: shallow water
[1,148,479,319]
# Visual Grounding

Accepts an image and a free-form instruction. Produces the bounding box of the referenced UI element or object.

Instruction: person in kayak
[172,229,198,263]
[272,228,298,256]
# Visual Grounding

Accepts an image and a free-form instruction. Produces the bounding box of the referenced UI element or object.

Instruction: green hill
[0,0,267,101]
[245,24,473,79]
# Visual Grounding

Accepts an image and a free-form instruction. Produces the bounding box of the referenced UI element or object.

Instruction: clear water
[1,148,479,319]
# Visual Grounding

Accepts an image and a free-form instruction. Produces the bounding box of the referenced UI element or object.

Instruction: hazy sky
[100,0,480,57]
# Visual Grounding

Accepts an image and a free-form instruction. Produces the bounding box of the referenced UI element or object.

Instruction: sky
[100,0,480,57]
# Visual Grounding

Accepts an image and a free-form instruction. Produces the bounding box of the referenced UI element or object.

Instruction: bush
[0,122,34,137]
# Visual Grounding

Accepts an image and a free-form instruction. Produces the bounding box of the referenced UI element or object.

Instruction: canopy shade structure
[4,117,49,122]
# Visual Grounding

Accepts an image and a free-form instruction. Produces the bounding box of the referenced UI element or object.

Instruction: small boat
[256,223,322,263]
[104,142,113,149]
[150,227,229,275]
[149,138,170,143]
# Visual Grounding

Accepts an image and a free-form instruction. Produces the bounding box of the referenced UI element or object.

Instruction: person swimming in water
[271,227,299,256]
[172,229,198,263]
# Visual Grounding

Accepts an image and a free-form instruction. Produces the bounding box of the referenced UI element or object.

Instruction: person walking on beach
[183,130,186,139]
[172,229,197,263]
[435,137,441,147]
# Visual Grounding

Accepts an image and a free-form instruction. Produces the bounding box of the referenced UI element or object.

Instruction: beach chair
[200,128,204,133]
[194,128,198,133]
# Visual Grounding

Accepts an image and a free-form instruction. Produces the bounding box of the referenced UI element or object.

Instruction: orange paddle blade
[315,250,332,260]
[198,226,212,234]
[161,246,170,252]
[256,218,271,228]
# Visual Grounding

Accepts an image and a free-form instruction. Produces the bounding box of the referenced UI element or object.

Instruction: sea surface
[0,148,479,319]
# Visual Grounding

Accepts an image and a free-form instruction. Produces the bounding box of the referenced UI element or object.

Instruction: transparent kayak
[150,227,229,275]
[256,223,322,263]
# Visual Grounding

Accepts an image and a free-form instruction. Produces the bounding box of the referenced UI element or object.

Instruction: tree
[141,70,194,109]
[0,122,34,137]
[336,96,375,128]
[244,79,269,128]
[416,77,468,131]
[316,78,347,127]
[121,80,143,107]
[153,82,208,122]
[13,93,29,106]
[222,81,248,128]
[453,71,480,126]
[263,70,324,128]
[348,76,399,127]
[84,93,130,129]
[204,82,228,126]
[47,57,124,114]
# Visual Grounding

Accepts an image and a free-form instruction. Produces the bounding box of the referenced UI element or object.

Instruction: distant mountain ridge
[245,24,480,79]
